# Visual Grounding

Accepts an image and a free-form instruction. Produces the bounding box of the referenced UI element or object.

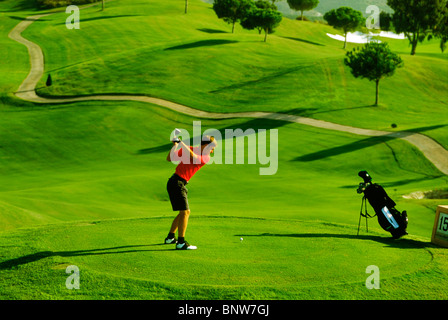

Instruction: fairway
[1,0,448,301]
[1,216,445,299]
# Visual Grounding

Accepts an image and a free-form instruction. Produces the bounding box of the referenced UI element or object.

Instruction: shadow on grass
[137,117,291,155]
[8,15,50,21]
[235,232,434,249]
[137,114,447,166]
[56,14,141,25]
[1,0,39,12]
[210,63,315,94]
[165,39,238,51]
[281,36,325,47]
[0,244,174,270]
[293,124,448,162]
[340,175,444,190]
[197,28,228,34]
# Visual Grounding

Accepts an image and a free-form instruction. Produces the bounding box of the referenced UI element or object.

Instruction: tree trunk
[102,0,104,11]
[410,32,418,55]
[264,29,267,42]
[232,20,235,33]
[375,79,380,106]
[344,32,347,49]
[301,11,304,21]
[185,0,188,14]
[46,74,52,87]
[411,40,417,55]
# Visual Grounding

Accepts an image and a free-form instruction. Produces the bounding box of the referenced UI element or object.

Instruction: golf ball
[240,237,243,241]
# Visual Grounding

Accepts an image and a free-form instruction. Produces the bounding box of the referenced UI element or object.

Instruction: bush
[37,0,97,9]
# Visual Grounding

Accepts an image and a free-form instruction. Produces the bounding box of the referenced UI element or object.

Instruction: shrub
[37,0,97,9]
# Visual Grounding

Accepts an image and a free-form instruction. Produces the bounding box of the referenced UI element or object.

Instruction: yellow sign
[431,205,448,247]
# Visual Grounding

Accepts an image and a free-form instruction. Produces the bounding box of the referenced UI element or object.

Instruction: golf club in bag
[357,171,408,239]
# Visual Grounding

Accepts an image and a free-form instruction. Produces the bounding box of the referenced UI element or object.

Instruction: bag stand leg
[357,196,369,236]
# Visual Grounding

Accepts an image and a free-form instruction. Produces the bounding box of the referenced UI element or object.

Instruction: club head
[174,128,181,136]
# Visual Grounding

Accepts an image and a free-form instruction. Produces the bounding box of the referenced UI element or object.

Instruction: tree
[379,11,392,31]
[324,7,365,49]
[213,0,256,33]
[241,0,278,35]
[344,42,403,106]
[433,1,448,52]
[46,74,52,87]
[240,7,283,42]
[101,0,104,11]
[387,0,446,55]
[255,0,277,10]
[286,0,319,21]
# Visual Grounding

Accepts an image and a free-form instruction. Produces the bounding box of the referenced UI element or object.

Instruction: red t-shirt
[173,146,210,182]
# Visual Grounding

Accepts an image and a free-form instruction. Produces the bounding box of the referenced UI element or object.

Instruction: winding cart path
[8,12,448,175]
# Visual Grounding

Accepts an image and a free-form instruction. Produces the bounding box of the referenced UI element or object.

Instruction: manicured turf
[1,216,447,299]
[1,99,447,299]
[25,0,448,147]
[0,0,447,299]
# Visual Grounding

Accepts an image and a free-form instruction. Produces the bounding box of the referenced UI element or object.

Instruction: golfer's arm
[180,141,199,160]
[166,143,179,162]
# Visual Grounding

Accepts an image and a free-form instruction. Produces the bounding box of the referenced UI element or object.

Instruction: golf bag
[357,171,408,239]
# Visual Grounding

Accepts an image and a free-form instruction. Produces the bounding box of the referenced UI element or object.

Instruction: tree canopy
[432,0,448,52]
[344,42,403,106]
[286,0,319,21]
[324,7,365,49]
[240,6,283,42]
[379,11,392,31]
[213,0,255,33]
[387,0,447,55]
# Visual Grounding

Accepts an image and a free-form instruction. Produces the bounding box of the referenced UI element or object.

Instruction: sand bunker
[326,31,406,44]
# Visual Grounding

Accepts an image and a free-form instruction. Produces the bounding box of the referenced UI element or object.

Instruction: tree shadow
[13,86,46,94]
[164,39,238,51]
[293,124,448,162]
[197,28,228,34]
[340,175,444,190]
[308,105,379,115]
[234,232,434,249]
[44,57,100,74]
[281,36,325,47]
[294,135,395,162]
[8,15,50,21]
[137,117,292,155]
[210,64,315,94]
[1,0,39,12]
[56,14,141,25]
[138,144,170,155]
[0,244,174,270]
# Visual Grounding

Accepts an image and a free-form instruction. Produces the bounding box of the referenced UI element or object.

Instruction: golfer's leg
[169,213,181,234]
[177,210,190,238]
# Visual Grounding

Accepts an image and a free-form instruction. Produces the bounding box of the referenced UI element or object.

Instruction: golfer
[165,135,217,250]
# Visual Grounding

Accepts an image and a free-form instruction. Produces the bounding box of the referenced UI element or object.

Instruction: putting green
[0,216,432,290]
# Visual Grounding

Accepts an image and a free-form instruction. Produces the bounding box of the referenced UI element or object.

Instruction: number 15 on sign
[432,206,448,247]
[438,213,448,233]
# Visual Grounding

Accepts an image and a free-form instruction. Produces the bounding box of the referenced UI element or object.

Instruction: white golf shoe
[176,241,197,250]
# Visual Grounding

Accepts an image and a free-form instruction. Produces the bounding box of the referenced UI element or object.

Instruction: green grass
[24,0,448,148]
[1,99,447,299]
[1,0,448,300]
[1,216,447,299]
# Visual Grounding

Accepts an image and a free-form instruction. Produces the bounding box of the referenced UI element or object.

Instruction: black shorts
[167,174,189,211]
